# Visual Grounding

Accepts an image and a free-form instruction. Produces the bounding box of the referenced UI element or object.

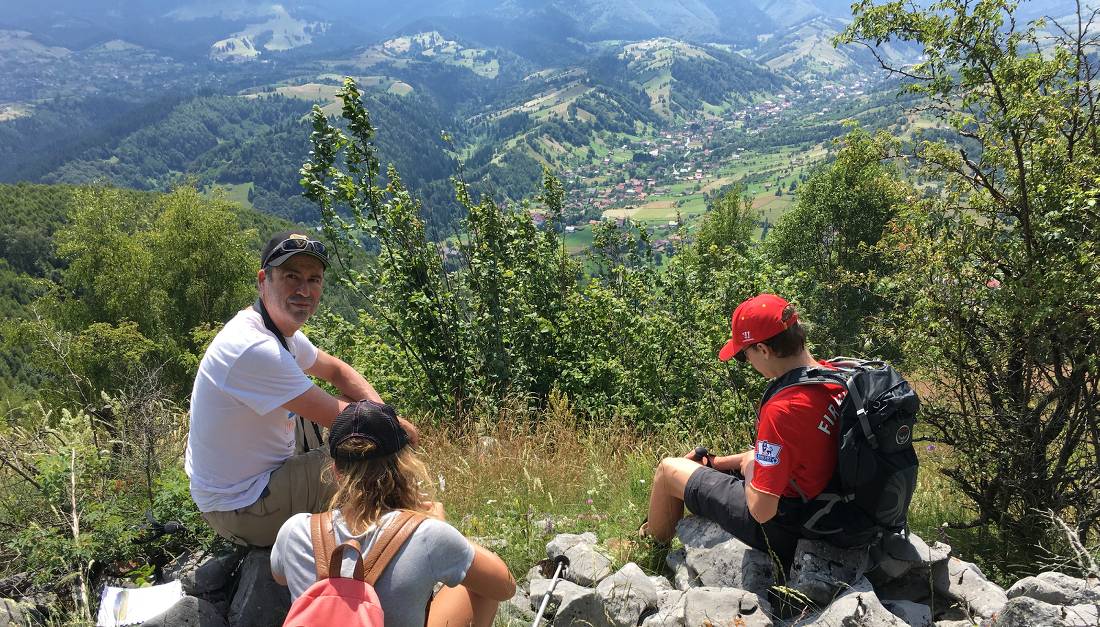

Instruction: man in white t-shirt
[185,230,413,547]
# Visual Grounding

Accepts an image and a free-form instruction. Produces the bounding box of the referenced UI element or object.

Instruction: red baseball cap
[718,294,798,362]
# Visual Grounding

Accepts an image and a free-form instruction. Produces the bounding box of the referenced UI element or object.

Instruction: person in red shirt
[642,294,845,570]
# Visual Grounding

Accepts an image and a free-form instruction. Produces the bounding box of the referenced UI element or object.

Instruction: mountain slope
[754,16,918,79]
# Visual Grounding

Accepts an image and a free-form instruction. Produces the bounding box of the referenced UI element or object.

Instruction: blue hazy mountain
[1,0,1076,63]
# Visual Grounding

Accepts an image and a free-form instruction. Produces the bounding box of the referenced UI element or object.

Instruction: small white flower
[639,479,647,484]
[438,473,446,492]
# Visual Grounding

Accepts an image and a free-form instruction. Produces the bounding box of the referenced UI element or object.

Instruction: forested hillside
[0,184,296,399]
[0,1,1097,625]
[0,93,459,223]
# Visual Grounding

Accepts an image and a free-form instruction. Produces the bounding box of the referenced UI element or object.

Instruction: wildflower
[585,498,593,505]
[639,479,646,484]
[926,444,936,452]
[438,473,446,492]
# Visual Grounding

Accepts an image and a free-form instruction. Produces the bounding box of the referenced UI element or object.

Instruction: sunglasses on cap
[262,237,328,268]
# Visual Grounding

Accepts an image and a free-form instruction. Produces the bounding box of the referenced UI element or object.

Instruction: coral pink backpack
[283,510,426,627]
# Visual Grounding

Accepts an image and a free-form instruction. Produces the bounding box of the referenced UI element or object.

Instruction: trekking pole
[531,555,569,627]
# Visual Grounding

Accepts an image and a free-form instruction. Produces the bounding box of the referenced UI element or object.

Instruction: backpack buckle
[856,407,879,448]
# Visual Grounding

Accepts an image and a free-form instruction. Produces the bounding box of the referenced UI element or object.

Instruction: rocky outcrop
[563,543,614,587]
[684,587,772,626]
[788,540,869,606]
[794,577,906,626]
[932,556,1008,619]
[140,596,227,627]
[226,549,290,627]
[595,562,657,626]
[5,516,1095,626]
[133,547,288,627]
[526,518,1099,627]
[1005,571,1100,606]
[0,597,45,627]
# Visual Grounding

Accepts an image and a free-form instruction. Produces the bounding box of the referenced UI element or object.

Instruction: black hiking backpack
[759,358,920,548]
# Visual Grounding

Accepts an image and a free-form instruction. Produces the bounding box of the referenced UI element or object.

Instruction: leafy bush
[300,78,782,426]
[843,0,1100,567]
[0,389,215,620]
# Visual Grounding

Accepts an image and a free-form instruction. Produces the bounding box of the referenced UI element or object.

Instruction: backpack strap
[770,373,876,446]
[360,511,427,586]
[253,299,323,453]
[788,478,810,503]
[309,511,339,580]
[758,368,850,414]
[327,539,366,581]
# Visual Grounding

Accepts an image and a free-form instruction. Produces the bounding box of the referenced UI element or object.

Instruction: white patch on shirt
[755,440,782,467]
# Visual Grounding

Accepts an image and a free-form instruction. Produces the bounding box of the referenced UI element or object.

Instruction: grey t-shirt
[271,510,475,627]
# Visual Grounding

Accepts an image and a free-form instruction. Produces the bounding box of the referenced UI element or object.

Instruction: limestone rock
[684,537,776,600]
[871,553,914,585]
[499,588,535,626]
[552,585,607,627]
[873,566,938,607]
[563,543,613,587]
[683,587,772,627]
[529,578,587,612]
[547,532,598,559]
[882,599,933,627]
[925,542,953,566]
[641,590,685,627]
[789,539,870,606]
[871,534,950,586]
[1005,571,1100,606]
[164,550,243,597]
[0,598,45,627]
[676,515,739,549]
[595,563,657,627]
[649,575,672,593]
[932,557,1007,619]
[991,595,1100,627]
[798,577,907,627]
[666,548,691,591]
[883,533,950,568]
[140,596,227,627]
[227,549,290,627]
[524,565,546,593]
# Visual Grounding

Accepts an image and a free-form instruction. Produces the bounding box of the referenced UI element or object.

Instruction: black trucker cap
[328,400,409,461]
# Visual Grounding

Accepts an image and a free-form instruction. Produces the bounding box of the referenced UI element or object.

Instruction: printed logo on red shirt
[755,440,782,466]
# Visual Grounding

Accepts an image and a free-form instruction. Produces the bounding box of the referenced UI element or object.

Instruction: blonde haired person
[271,400,516,626]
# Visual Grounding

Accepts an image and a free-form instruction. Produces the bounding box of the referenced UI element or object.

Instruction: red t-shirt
[751,364,846,499]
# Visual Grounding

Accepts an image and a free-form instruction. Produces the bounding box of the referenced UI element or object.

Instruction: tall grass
[417,396,720,576]
[416,397,988,582]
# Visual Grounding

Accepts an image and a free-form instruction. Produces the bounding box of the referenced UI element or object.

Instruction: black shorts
[683,466,803,569]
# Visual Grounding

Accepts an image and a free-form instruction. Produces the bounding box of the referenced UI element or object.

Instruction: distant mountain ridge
[0,0,852,62]
[3,0,1078,62]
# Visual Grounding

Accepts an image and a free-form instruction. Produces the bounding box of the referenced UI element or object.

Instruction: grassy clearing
[562,227,595,253]
[752,194,794,223]
[203,183,253,209]
[388,81,414,96]
[418,403,757,578]
[417,404,980,584]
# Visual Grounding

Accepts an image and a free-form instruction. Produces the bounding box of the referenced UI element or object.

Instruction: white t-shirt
[271,510,475,627]
[185,308,319,512]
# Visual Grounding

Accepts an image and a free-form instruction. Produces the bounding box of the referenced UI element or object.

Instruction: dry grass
[413,398,980,583]
[415,397,754,576]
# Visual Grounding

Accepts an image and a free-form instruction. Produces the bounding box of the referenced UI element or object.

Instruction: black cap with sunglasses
[260,230,329,269]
